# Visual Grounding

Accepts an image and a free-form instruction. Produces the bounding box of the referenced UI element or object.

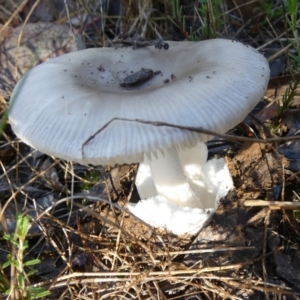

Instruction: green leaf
[2,261,12,269]
[17,273,25,286]
[24,259,41,267]
[0,272,10,291]
[27,287,51,299]
[4,288,11,295]
[3,234,19,246]
[0,109,8,139]
[16,213,30,238]
[26,269,38,277]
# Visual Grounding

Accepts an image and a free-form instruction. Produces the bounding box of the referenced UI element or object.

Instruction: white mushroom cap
[9,39,270,166]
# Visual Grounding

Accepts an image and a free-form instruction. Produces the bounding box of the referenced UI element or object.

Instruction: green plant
[194,0,224,40]
[254,0,284,25]
[287,0,299,43]
[80,169,103,190]
[286,0,300,74]
[3,213,50,299]
[273,0,300,130]
[167,0,187,38]
[0,263,10,294]
[167,0,224,41]
[0,109,8,137]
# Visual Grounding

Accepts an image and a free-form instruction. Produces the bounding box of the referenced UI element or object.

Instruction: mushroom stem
[146,147,204,209]
[131,148,234,235]
[136,142,221,209]
[178,143,219,209]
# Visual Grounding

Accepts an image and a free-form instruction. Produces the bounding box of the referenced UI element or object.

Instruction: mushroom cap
[9,39,270,165]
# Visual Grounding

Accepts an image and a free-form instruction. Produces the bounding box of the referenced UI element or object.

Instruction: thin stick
[281,158,285,202]
[262,209,270,300]
[154,246,255,256]
[15,0,41,78]
[0,0,31,32]
[81,117,300,156]
[64,0,77,51]
[244,200,300,210]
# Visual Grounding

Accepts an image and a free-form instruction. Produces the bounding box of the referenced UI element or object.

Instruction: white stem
[146,147,203,208]
[135,162,157,199]
[132,143,234,234]
[178,143,218,208]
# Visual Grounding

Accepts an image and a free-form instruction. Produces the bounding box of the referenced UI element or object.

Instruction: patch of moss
[80,169,103,190]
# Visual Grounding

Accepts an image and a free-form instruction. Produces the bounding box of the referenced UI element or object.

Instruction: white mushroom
[9,39,270,234]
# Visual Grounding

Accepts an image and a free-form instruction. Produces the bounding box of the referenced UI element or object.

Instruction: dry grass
[0,0,300,299]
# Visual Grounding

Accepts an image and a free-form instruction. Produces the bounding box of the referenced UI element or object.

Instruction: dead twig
[244,200,300,210]
[82,117,300,157]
